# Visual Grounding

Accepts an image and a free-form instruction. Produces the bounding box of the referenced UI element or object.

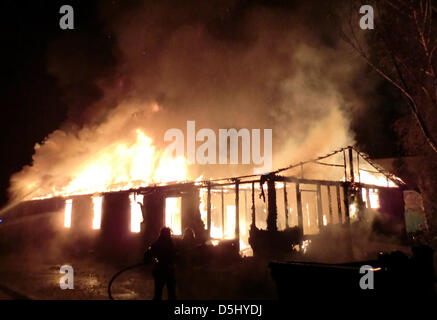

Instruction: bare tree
[342,0,437,153]
[339,0,437,235]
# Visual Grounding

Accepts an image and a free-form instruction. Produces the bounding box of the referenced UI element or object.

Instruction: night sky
[0,0,405,207]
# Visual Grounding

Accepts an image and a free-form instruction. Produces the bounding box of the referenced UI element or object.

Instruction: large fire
[34,129,188,199]
[29,123,397,257]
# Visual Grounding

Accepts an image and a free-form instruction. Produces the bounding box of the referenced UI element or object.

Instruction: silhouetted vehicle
[269,245,436,300]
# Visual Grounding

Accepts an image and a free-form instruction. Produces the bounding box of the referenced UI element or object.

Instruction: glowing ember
[349,203,358,219]
[92,196,103,229]
[64,199,72,228]
[301,240,311,253]
[239,239,252,256]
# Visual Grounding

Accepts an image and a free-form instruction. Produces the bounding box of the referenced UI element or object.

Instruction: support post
[327,185,333,223]
[342,182,353,260]
[357,151,361,183]
[244,188,248,229]
[366,188,371,209]
[267,177,277,232]
[235,180,240,250]
[343,149,348,181]
[221,188,225,239]
[316,183,324,229]
[296,182,303,232]
[343,182,351,223]
[336,184,342,223]
[349,147,354,183]
[283,182,289,229]
[251,182,256,227]
[207,183,211,235]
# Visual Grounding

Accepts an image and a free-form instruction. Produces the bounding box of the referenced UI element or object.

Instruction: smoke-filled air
[9,1,369,202]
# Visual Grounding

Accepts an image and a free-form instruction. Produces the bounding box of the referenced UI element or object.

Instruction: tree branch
[341,0,437,154]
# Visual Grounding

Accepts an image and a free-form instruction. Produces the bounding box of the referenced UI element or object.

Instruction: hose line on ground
[107,263,145,300]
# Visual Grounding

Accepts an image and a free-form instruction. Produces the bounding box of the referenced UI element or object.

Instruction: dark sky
[0,0,404,207]
[1,1,117,206]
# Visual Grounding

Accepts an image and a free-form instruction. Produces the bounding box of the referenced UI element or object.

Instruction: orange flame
[32,129,188,199]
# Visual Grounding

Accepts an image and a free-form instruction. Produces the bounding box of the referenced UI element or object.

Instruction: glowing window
[129,193,144,233]
[224,205,236,239]
[92,196,103,229]
[369,189,380,208]
[165,197,182,235]
[362,188,380,209]
[64,199,72,228]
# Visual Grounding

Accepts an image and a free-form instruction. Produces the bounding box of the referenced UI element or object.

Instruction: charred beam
[235,180,240,250]
[336,184,342,224]
[349,147,354,183]
[343,182,351,224]
[251,182,256,227]
[207,183,211,234]
[327,185,333,222]
[316,183,323,229]
[221,188,225,239]
[366,187,371,209]
[283,182,289,229]
[296,183,303,233]
[267,177,277,232]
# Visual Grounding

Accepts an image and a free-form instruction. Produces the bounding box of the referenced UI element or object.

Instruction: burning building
[0,145,408,260]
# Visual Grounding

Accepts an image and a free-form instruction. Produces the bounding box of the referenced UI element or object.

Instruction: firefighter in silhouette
[180,228,197,266]
[182,228,196,248]
[144,227,177,300]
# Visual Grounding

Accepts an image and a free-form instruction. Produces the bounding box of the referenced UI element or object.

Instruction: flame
[211,240,219,246]
[199,188,251,254]
[293,240,311,253]
[199,189,208,226]
[31,129,188,199]
[358,170,396,187]
[349,203,358,219]
[210,222,223,239]
[165,197,182,235]
[224,205,236,239]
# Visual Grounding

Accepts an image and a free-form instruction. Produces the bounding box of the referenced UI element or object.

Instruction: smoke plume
[9,1,372,201]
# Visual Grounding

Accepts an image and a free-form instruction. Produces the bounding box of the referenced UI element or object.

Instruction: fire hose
[107,263,145,300]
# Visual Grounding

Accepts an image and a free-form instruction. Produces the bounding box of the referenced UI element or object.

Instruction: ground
[0,251,277,300]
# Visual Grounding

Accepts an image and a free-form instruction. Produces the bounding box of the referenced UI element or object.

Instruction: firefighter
[144,227,177,300]
[180,228,197,266]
